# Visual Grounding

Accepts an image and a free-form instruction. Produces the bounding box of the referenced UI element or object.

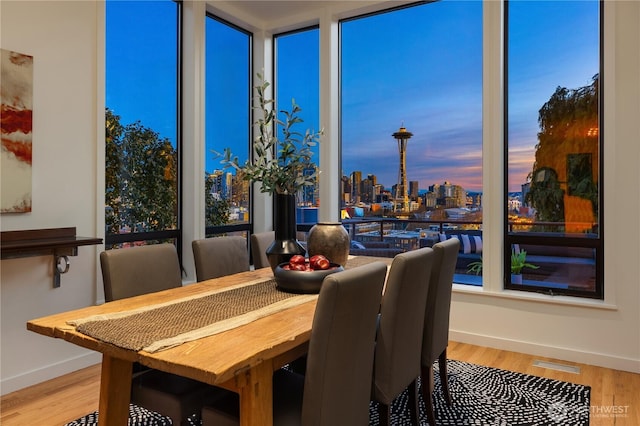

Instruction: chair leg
[439,350,452,406]
[377,401,391,426]
[421,365,437,426]
[408,379,419,425]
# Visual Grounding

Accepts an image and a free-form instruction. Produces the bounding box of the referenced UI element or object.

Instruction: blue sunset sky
[106,0,599,194]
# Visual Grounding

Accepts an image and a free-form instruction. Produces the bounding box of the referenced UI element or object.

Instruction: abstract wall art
[1,48,33,213]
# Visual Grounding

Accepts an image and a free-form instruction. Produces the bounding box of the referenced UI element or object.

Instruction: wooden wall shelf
[1,227,102,287]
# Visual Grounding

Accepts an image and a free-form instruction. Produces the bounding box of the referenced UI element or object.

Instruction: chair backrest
[100,243,182,302]
[422,237,460,365]
[250,231,274,269]
[302,262,387,426]
[373,247,435,404]
[192,236,250,282]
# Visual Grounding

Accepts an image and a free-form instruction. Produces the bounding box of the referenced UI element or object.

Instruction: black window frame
[105,0,183,261]
[273,24,321,230]
[503,0,604,299]
[203,13,254,239]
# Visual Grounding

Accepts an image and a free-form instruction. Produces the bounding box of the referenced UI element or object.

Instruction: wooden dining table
[27,267,318,426]
[27,256,391,426]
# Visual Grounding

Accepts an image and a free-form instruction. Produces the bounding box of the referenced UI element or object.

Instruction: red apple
[290,263,307,271]
[314,257,331,270]
[309,254,328,269]
[289,255,306,266]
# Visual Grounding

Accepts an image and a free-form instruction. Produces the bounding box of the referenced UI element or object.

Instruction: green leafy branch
[219,73,323,195]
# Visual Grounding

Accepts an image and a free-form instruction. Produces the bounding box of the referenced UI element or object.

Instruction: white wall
[0,1,103,395]
[1,0,638,396]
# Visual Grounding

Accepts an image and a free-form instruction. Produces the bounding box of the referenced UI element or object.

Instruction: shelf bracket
[53,253,72,288]
[1,227,102,288]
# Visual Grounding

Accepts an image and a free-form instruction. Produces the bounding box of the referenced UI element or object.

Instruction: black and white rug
[370,359,590,425]
[65,403,172,426]
[68,360,591,426]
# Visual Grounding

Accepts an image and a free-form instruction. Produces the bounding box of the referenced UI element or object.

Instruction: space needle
[392,124,413,213]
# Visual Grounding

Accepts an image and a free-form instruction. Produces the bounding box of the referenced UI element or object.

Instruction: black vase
[266,193,306,271]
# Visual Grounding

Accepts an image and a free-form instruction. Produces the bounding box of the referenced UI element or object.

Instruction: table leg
[98,354,132,425]
[237,360,274,426]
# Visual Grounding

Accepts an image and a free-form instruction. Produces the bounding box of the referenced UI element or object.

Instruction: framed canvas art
[1,48,33,213]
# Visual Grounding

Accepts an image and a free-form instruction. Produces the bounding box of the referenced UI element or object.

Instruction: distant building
[429,181,467,208]
[341,175,351,205]
[391,125,413,212]
[361,174,377,203]
[350,170,362,203]
[423,191,437,208]
[409,180,419,199]
[521,182,531,207]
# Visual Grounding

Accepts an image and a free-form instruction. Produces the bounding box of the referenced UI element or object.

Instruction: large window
[506,0,602,298]
[274,27,320,224]
[105,0,180,250]
[340,1,483,284]
[204,15,251,237]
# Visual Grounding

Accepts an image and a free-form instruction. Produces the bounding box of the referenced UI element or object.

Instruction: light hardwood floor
[2,341,638,425]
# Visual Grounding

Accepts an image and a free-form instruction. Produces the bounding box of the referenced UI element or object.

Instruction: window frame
[104,0,183,257]
[203,12,254,239]
[503,0,604,299]
[273,24,321,222]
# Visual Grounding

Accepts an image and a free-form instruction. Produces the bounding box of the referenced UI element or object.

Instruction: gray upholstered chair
[192,236,250,282]
[100,243,182,302]
[201,261,388,426]
[372,247,435,425]
[100,243,219,426]
[250,231,274,269]
[421,237,460,426]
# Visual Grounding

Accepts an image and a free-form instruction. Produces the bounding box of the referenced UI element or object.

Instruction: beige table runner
[68,278,316,353]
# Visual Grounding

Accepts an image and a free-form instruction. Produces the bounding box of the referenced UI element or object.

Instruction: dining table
[27,256,391,426]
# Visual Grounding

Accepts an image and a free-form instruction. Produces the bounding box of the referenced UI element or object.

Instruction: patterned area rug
[69,360,591,426]
[370,359,590,425]
[65,403,172,425]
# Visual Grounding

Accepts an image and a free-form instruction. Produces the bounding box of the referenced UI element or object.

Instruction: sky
[106,0,599,194]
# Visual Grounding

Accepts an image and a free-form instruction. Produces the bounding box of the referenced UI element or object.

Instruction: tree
[105,108,178,234]
[105,109,124,234]
[526,75,599,228]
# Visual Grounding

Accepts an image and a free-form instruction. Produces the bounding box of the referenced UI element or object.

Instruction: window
[505,0,602,298]
[105,0,180,250]
[340,1,483,284]
[204,15,251,237]
[274,27,320,225]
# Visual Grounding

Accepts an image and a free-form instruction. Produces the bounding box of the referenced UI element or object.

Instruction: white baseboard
[450,330,640,374]
[0,351,102,396]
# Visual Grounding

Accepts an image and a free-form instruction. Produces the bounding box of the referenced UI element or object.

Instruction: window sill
[452,282,617,310]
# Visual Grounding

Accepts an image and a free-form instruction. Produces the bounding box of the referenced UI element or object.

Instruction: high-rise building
[341,175,351,205]
[350,170,362,203]
[361,173,377,203]
[409,180,419,199]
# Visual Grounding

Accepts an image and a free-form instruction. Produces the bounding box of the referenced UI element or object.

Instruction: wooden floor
[2,341,638,425]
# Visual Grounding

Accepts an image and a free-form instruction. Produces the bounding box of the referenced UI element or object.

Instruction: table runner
[68,278,316,353]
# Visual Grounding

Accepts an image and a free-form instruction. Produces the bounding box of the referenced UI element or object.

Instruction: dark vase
[266,193,306,271]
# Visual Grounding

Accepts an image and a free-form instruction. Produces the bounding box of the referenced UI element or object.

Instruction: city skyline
[107,0,599,195]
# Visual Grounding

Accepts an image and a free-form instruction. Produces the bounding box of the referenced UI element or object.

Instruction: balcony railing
[312,217,600,296]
